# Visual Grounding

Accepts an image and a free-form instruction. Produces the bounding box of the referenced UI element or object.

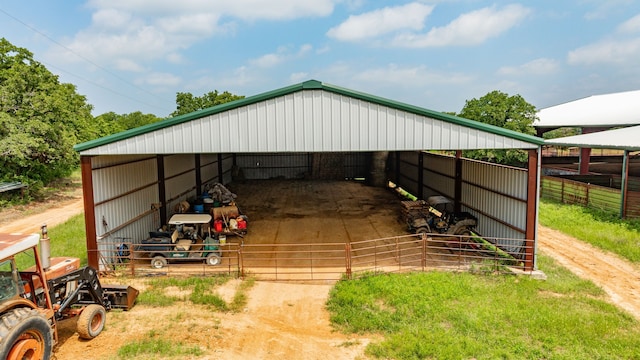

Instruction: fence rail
[540,175,640,218]
[100,233,535,281]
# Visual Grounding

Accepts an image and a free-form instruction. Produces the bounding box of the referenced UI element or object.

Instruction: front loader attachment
[103,284,139,310]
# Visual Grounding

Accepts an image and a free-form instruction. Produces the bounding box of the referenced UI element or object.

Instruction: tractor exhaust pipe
[40,224,51,270]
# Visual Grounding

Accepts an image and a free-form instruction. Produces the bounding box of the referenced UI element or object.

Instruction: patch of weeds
[338,339,361,348]
[117,336,203,358]
[136,288,180,307]
[190,283,228,311]
[228,277,255,312]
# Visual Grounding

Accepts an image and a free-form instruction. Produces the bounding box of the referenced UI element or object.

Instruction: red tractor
[0,227,138,360]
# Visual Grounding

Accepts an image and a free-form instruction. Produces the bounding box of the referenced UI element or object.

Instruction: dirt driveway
[2,184,640,359]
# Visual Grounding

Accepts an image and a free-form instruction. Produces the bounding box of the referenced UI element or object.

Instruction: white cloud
[617,13,640,34]
[166,52,186,64]
[49,0,336,71]
[113,58,145,72]
[327,2,434,41]
[290,72,309,83]
[392,4,531,47]
[498,58,559,76]
[353,63,472,85]
[567,38,640,65]
[584,0,635,21]
[249,44,314,68]
[87,0,334,20]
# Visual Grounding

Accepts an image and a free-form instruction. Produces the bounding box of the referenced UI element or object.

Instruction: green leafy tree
[94,111,162,135]
[457,90,537,166]
[171,90,244,117]
[0,38,94,186]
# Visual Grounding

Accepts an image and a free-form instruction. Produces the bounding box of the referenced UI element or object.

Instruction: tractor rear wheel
[77,304,106,340]
[0,307,53,360]
[414,226,431,237]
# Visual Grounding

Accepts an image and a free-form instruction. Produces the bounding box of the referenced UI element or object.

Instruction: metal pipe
[40,223,51,270]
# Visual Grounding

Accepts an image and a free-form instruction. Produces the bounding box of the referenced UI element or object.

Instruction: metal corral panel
[78,90,540,156]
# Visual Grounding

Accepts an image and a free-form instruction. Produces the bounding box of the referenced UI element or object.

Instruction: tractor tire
[206,253,222,266]
[414,226,431,236]
[0,307,53,360]
[151,255,167,269]
[76,304,106,340]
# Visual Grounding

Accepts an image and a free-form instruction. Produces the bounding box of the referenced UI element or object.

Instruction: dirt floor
[1,180,640,359]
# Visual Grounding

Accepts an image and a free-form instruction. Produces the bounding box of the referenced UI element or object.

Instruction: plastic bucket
[193,204,204,213]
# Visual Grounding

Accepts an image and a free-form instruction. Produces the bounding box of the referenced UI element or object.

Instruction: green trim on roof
[74,79,544,152]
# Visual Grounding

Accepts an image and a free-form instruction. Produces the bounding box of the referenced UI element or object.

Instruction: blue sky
[2,0,640,118]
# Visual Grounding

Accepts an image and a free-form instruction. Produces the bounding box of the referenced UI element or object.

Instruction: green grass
[116,331,204,359]
[136,275,254,312]
[327,255,640,360]
[47,214,88,265]
[539,199,640,263]
[14,213,87,270]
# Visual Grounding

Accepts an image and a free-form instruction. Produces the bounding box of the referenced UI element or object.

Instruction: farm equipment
[138,214,222,269]
[0,227,138,360]
[402,195,478,237]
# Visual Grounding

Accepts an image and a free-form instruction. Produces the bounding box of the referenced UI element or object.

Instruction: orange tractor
[0,227,138,360]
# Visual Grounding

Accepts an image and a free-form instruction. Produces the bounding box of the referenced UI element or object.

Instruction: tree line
[0,37,539,203]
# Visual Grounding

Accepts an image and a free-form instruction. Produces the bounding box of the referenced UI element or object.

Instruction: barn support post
[368,151,389,187]
[80,156,99,270]
[218,153,224,184]
[525,149,540,271]
[195,154,202,196]
[417,151,424,200]
[394,152,401,184]
[579,147,591,174]
[454,150,463,213]
[620,150,630,219]
[156,155,167,226]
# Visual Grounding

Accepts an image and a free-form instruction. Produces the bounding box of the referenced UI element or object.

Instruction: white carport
[536,89,640,174]
[74,80,544,271]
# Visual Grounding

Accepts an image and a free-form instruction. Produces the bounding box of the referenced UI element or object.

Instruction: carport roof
[535,89,640,129]
[75,79,543,154]
[544,125,640,151]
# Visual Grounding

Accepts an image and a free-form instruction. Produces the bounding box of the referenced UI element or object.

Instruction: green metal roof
[74,79,544,152]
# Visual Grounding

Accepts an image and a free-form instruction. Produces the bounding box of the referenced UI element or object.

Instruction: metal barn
[74,80,544,272]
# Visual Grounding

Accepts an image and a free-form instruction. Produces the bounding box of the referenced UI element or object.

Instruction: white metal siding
[164,155,196,202]
[90,155,161,262]
[80,90,539,156]
[200,154,220,184]
[394,152,531,242]
[461,159,529,250]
